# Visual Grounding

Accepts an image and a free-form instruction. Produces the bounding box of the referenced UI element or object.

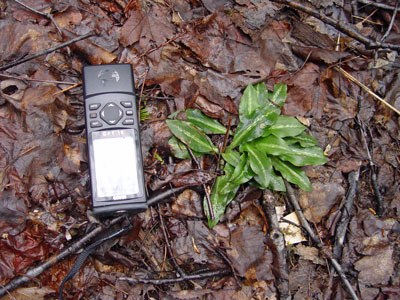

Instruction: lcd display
[92,129,139,199]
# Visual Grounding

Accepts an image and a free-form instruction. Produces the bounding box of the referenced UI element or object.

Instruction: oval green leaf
[228,106,279,150]
[241,143,272,188]
[186,109,228,134]
[168,137,202,159]
[284,132,318,147]
[271,157,311,191]
[264,115,306,138]
[239,84,261,117]
[269,83,287,107]
[221,151,241,166]
[280,144,328,166]
[166,119,218,153]
[252,135,293,156]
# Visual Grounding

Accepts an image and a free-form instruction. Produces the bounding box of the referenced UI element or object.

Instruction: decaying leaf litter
[1,0,400,299]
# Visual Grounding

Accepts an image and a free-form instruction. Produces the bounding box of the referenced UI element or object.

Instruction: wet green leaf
[228,153,254,186]
[264,115,306,138]
[239,82,269,117]
[269,83,287,107]
[221,151,241,166]
[168,137,202,159]
[271,157,311,191]
[280,144,328,166]
[268,168,286,191]
[186,109,228,134]
[284,132,318,147]
[206,164,239,228]
[241,143,272,188]
[166,120,218,153]
[252,135,293,156]
[227,105,279,150]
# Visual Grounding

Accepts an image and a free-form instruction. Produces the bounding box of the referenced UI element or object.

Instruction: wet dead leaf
[171,189,203,217]
[226,225,274,281]
[298,182,345,223]
[120,5,176,63]
[355,246,394,286]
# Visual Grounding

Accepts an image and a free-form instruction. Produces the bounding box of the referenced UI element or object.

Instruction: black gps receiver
[83,64,147,217]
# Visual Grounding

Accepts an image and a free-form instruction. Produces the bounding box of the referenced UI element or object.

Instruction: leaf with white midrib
[271,157,311,191]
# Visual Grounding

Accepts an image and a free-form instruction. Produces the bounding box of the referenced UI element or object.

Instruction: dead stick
[0,215,125,298]
[333,169,360,260]
[358,0,399,11]
[284,180,360,300]
[0,186,186,298]
[12,0,62,35]
[0,73,77,85]
[271,0,400,50]
[157,204,187,278]
[0,32,94,71]
[336,67,400,115]
[186,146,215,220]
[358,119,384,215]
[119,269,230,284]
[380,0,400,42]
[262,190,291,300]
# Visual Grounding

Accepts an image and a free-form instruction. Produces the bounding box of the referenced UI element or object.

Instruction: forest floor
[0,0,400,299]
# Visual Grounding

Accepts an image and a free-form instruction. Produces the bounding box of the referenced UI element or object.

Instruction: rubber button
[126,110,133,116]
[100,103,123,125]
[122,119,134,125]
[120,101,133,108]
[89,103,101,110]
[90,121,102,128]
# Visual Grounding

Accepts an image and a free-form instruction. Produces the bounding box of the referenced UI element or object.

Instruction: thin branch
[12,0,62,36]
[358,0,400,11]
[271,0,400,50]
[0,215,125,298]
[0,32,94,71]
[119,269,231,284]
[262,190,291,300]
[0,187,188,297]
[186,146,215,220]
[336,67,400,115]
[284,181,321,247]
[284,180,360,300]
[379,0,400,42]
[0,73,77,85]
[333,169,360,260]
[157,204,186,278]
[358,118,384,215]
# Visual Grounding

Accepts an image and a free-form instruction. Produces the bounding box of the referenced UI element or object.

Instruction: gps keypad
[88,101,135,128]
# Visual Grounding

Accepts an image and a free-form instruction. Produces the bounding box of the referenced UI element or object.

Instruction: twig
[53,82,82,96]
[336,66,400,115]
[0,73,77,85]
[157,204,186,278]
[262,190,291,300]
[284,180,360,300]
[119,269,231,284]
[0,215,125,298]
[333,169,360,260]
[379,0,400,42]
[358,0,399,11]
[358,118,384,215]
[0,187,187,297]
[0,32,94,71]
[284,181,321,247]
[271,0,400,50]
[12,0,62,35]
[186,146,215,220]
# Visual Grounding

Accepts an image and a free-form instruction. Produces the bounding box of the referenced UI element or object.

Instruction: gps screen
[92,129,139,199]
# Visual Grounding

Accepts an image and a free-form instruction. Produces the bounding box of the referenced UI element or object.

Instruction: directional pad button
[100,103,123,125]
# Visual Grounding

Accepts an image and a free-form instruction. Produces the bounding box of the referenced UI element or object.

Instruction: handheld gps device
[83,64,147,217]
